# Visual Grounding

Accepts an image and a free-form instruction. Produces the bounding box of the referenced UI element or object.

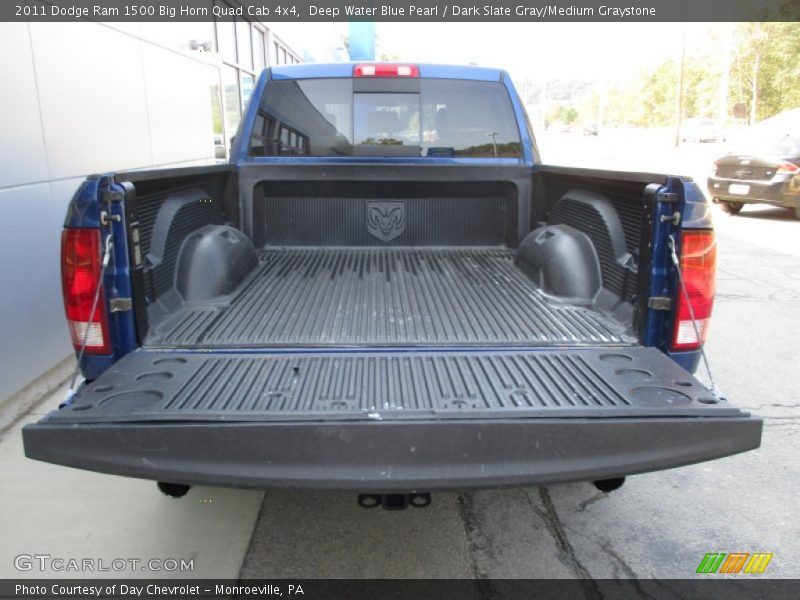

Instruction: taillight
[671,230,716,351]
[61,228,111,354]
[353,63,419,77]
[776,161,799,175]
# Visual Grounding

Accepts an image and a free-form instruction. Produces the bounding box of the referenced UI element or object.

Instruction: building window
[209,81,225,159]
[212,14,300,157]
[255,29,266,72]
[215,17,236,62]
[222,65,241,140]
[240,72,255,111]
[249,110,308,157]
[236,19,253,70]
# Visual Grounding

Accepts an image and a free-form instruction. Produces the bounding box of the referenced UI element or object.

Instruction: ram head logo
[366,201,406,242]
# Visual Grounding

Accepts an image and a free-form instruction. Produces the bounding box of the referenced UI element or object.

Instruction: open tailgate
[23,347,761,491]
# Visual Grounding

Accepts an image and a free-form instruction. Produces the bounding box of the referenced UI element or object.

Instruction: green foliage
[209,84,223,135]
[457,142,522,157]
[545,104,579,126]
[729,22,800,122]
[585,23,800,129]
[601,84,638,127]
[636,60,679,127]
[630,23,800,127]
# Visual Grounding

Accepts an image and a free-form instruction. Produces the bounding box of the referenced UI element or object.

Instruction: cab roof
[269,62,506,82]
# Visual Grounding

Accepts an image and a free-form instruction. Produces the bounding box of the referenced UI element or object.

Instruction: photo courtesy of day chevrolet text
[14,584,304,597]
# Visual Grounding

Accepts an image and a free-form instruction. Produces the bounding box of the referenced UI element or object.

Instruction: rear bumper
[708,176,800,207]
[23,416,762,492]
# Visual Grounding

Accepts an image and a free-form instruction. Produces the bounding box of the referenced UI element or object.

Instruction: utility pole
[750,54,760,125]
[674,23,687,148]
[718,23,733,132]
[598,82,606,129]
[487,132,498,156]
[747,24,767,126]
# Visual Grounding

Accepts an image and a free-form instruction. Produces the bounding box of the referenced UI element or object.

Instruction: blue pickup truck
[23,63,761,498]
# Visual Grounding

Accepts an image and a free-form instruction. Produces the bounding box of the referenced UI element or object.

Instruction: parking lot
[1,137,798,581]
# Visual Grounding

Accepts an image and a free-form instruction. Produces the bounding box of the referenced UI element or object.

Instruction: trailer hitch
[358,493,431,510]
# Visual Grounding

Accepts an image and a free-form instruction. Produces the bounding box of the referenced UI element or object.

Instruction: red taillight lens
[61,228,110,354]
[671,230,716,351]
[776,161,799,175]
[353,63,419,78]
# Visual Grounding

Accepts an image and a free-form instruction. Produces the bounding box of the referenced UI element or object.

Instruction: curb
[0,355,74,434]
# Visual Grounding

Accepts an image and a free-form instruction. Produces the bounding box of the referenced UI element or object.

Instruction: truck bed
[24,67,764,493]
[147,247,634,348]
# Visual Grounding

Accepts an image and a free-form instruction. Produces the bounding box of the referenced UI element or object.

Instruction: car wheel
[722,201,744,215]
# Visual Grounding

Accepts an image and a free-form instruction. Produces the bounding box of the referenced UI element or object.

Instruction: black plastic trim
[23,416,762,491]
[538,164,693,184]
[115,163,233,183]
[120,181,149,344]
[635,184,661,337]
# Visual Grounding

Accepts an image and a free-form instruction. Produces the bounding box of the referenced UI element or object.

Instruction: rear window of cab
[249,78,522,159]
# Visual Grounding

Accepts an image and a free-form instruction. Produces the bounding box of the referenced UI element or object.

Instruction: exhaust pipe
[593,477,626,493]
[157,482,192,498]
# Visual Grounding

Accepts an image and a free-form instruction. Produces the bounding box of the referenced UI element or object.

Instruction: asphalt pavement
[238,203,800,580]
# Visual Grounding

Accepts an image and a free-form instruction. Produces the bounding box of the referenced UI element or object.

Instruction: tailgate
[23,347,761,491]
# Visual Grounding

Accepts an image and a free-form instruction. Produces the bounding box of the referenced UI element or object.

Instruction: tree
[636,60,678,127]
[730,23,769,124]
[730,23,800,123]
[545,104,579,126]
[525,23,800,131]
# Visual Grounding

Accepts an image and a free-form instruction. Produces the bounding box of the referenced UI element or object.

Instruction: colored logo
[696,552,773,574]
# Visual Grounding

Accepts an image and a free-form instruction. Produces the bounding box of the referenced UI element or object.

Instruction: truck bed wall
[252,180,519,248]
[537,169,651,307]
[119,163,655,347]
[238,164,534,247]
[122,168,235,341]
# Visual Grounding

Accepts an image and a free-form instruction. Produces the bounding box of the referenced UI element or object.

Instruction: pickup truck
[23,63,762,497]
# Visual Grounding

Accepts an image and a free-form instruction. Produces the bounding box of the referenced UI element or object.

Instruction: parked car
[681,118,722,143]
[708,111,800,218]
[23,63,760,502]
[212,134,227,160]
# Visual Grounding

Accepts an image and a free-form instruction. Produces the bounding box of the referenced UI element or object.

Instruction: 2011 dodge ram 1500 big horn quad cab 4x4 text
[23,63,761,494]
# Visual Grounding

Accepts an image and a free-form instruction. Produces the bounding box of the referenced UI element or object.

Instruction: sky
[374,22,689,83]
[275,22,725,88]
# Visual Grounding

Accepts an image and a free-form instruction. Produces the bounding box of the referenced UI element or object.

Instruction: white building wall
[0,19,325,403]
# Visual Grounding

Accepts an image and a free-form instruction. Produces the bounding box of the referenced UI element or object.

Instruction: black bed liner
[49,346,743,425]
[148,248,634,347]
[25,344,762,491]
[30,160,762,489]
